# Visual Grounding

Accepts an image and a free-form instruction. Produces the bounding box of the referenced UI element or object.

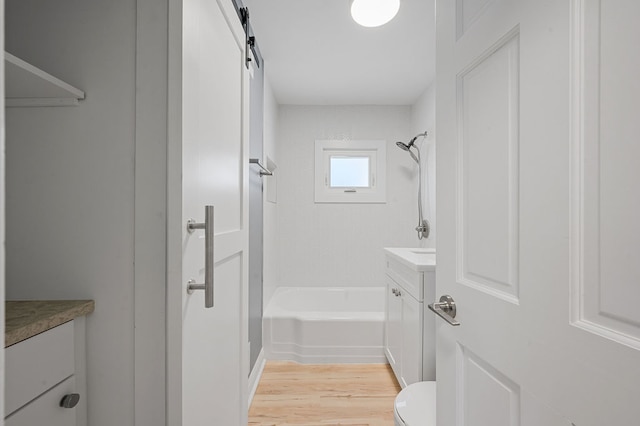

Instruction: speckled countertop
[5,300,95,347]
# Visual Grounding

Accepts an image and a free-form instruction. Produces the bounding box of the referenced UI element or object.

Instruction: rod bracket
[249,158,273,176]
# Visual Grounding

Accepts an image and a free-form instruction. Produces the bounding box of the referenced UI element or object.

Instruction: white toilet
[393,381,436,426]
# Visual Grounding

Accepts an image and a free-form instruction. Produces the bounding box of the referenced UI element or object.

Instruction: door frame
[0,0,6,418]
[133,1,171,425]
[165,0,184,424]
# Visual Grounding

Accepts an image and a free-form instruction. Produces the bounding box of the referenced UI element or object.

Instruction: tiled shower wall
[274,105,421,289]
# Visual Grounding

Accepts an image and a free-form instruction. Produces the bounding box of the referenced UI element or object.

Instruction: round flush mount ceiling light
[351,0,400,28]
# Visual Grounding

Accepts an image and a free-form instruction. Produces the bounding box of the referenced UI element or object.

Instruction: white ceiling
[243,0,435,105]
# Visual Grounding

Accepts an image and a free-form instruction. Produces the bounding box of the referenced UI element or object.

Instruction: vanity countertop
[5,300,95,347]
[384,247,436,272]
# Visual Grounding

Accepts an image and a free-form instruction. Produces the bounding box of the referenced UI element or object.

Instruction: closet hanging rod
[249,158,273,176]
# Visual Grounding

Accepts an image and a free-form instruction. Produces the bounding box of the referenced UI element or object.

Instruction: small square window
[315,140,386,203]
[330,156,370,188]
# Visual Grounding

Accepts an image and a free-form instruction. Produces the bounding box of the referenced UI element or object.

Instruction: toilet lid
[395,382,436,426]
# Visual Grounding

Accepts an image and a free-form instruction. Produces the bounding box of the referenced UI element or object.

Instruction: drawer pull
[60,393,80,409]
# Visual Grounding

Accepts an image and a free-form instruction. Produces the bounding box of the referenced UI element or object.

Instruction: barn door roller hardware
[239,7,261,69]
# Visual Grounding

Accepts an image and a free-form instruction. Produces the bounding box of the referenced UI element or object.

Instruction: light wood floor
[248,362,401,426]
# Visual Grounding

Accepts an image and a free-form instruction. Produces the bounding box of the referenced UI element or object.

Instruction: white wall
[5,1,137,425]
[275,105,418,289]
[262,75,280,307]
[411,84,436,248]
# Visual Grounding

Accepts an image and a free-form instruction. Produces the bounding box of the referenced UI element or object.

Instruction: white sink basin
[383,247,436,271]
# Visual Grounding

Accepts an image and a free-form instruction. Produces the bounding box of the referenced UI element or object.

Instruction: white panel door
[180,0,248,424]
[435,1,640,425]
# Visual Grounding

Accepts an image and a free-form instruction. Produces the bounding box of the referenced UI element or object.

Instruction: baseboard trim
[248,348,266,406]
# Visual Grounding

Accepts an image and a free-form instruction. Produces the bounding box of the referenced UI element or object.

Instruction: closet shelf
[5,51,85,107]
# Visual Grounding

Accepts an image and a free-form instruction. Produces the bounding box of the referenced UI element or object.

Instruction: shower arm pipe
[412,131,428,145]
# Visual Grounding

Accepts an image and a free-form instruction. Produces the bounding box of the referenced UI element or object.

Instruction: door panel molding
[456,344,520,426]
[456,0,496,40]
[570,0,640,350]
[457,28,520,304]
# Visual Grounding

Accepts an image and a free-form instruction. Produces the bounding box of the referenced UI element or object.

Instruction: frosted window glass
[330,156,370,187]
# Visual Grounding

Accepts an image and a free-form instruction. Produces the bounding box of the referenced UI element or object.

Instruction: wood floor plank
[248,362,401,426]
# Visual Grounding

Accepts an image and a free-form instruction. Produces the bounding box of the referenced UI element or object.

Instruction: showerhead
[396,141,411,151]
[395,131,427,152]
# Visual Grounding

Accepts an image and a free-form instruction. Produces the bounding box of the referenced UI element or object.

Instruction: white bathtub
[263,287,386,364]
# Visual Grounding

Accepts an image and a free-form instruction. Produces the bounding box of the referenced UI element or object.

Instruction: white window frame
[314,139,387,203]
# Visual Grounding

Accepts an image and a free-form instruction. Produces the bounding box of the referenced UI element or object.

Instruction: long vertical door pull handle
[186,206,215,308]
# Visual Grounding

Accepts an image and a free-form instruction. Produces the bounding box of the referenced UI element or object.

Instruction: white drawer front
[5,376,77,426]
[6,321,75,416]
[386,257,424,301]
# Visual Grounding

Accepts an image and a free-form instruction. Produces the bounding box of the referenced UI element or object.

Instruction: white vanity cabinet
[5,301,93,426]
[383,248,436,388]
[385,275,423,387]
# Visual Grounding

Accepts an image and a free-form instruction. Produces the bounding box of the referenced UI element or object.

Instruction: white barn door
[168,0,249,424]
[435,1,640,425]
